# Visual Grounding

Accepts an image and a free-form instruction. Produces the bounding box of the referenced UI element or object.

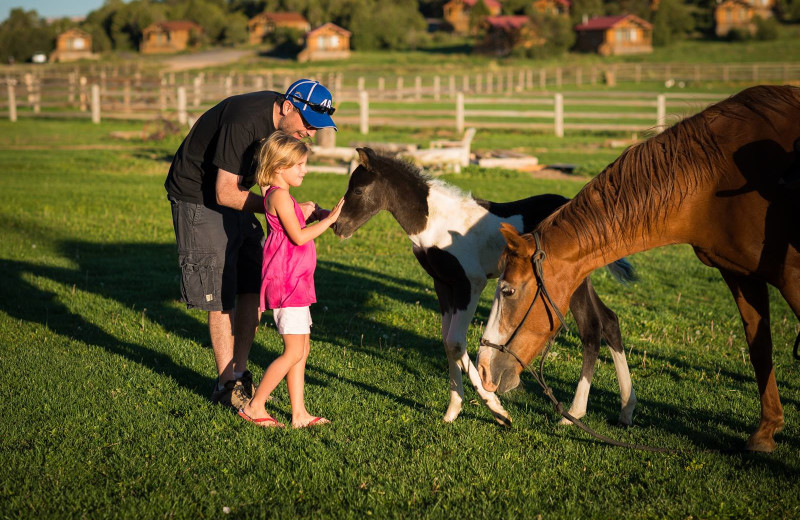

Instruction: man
[165,79,337,410]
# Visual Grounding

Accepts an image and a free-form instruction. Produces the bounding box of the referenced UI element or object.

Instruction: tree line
[1,0,798,64]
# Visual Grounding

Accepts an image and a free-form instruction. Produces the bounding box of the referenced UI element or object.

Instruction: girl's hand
[324,197,345,225]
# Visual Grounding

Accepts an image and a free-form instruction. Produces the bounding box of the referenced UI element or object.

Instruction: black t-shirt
[165,90,279,206]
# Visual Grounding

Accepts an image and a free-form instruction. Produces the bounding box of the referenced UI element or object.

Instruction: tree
[349,0,427,50]
[0,8,54,63]
[469,0,492,34]
[570,0,604,26]
[652,0,694,46]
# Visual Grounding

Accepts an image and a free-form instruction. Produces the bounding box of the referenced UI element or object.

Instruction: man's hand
[299,201,318,222]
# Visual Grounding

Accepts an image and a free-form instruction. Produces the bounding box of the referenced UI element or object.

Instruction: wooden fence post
[358,76,365,92]
[486,73,493,94]
[193,75,203,107]
[123,79,131,112]
[517,70,524,92]
[415,76,422,100]
[33,76,41,114]
[396,77,403,100]
[91,84,101,124]
[80,76,88,111]
[462,75,469,93]
[556,68,562,88]
[359,90,369,135]
[225,76,232,97]
[7,80,16,122]
[68,72,76,105]
[539,69,546,89]
[554,93,564,138]
[434,76,440,101]
[159,75,167,113]
[656,94,666,133]
[177,86,187,126]
[456,92,464,134]
[449,75,455,98]
[378,77,385,96]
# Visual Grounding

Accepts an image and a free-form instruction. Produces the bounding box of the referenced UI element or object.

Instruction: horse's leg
[442,279,511,426]
[720,270,784,452]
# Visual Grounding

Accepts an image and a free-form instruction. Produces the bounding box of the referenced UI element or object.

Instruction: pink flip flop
[238,408,284,428]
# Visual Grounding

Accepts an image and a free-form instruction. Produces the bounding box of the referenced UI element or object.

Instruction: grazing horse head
[478,223,565,394]
[333,147,429,239]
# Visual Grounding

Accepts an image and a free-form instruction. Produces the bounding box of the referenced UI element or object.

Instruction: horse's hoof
[746,434,777,453]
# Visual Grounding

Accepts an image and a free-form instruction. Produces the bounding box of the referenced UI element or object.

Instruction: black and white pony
[333,148,638,427]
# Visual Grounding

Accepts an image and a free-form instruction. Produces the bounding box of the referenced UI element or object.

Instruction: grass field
[1,118,799,519]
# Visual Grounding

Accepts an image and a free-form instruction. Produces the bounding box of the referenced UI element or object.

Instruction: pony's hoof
[493,411,512,428]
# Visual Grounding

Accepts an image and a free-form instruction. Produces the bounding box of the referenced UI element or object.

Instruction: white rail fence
[1,62,798,136]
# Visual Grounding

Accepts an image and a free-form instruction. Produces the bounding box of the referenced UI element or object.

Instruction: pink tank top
[260,186,317,310]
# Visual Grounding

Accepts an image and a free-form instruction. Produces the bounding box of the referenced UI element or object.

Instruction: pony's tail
[605,258,637,284]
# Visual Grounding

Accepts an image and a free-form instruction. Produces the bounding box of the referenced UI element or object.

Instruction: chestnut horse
[478,85,800,452]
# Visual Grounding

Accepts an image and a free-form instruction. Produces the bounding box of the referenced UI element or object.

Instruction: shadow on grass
[502,351,800,461]
[0,230,459,414]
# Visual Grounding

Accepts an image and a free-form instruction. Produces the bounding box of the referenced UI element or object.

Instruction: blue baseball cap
[285,79,337,131]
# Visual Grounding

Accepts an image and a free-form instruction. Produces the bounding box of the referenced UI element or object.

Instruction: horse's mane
[538,85,800,250]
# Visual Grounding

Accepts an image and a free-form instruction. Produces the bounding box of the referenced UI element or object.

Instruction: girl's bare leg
[242,333,305,424]
[286,334,328,427]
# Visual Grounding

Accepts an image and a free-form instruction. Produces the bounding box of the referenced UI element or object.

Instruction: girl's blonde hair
[255,131,311,187]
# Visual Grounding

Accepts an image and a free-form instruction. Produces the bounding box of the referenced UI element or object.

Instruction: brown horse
[477,85,800,452]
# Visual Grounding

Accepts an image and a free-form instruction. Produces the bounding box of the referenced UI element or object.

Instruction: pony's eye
[353,188,363,196]
[501,287,515,297]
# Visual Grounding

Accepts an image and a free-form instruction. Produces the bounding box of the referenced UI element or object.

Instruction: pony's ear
[499,223,531,257]
[356,147,377,170]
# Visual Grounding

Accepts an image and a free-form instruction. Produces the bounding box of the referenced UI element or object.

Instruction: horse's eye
[501,287,515,297]
[353,188,363,196]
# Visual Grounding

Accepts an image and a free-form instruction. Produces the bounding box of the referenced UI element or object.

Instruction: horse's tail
[605,258,637,284]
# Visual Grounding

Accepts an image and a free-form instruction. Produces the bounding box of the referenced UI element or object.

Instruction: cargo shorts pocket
[179,252,219,308]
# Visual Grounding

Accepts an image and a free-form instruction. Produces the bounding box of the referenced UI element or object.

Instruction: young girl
[238,131,344,428]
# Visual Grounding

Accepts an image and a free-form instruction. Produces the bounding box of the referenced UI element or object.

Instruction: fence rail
[2,62,799,136]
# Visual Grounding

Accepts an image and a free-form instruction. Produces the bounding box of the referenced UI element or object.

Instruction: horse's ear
[356,147,376,170]
[499,223,531,257]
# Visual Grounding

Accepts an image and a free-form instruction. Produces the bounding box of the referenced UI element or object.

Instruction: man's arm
[215,168,264,213]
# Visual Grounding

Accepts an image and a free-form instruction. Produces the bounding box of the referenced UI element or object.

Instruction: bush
[726,27,752,41]
[755,16,779,41]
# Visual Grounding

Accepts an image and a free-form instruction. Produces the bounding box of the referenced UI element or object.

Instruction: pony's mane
[371,152,474,203]
[539,85,800,251]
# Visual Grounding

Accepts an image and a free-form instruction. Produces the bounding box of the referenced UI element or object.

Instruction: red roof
[575,14,652,31]
[264,12,308,24]
[485,15,529,30]
[463,0,503,10]
[148,20,202,32]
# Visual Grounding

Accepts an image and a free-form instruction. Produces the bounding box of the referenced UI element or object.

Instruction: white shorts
[272,306,312,335]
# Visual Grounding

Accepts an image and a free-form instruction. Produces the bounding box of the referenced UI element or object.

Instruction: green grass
[1,119,799,519]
